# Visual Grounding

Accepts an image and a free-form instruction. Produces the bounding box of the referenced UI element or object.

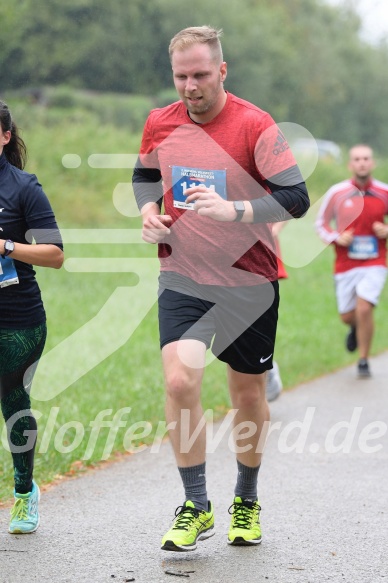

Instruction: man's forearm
[248,182,309,223]
[140,201,163,221]
[132,163,163,211]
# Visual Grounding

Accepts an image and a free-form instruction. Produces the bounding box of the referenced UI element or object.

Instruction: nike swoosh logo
[260,354,272,363]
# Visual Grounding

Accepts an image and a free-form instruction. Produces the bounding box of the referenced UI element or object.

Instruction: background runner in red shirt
[316,144,388,378]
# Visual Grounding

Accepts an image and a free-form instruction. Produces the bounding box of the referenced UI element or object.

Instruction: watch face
[5,241,14,253]
[233,201,245,222]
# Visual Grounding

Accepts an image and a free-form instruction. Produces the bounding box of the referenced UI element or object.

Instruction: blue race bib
[348,235,378,260]
[172,166,227,210]
[0,256,19,288]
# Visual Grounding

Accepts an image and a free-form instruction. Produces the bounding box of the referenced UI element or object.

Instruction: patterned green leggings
[0,323,47,494]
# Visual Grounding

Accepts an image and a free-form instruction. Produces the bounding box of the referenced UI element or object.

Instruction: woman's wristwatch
[2,240,15,257]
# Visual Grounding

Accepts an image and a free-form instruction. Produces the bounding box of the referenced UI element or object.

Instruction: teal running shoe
[161,500,215,552]
[9,481,40,534]
[228,496,262,545]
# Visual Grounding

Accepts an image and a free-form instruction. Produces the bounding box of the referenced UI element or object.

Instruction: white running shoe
[266,361,283,402]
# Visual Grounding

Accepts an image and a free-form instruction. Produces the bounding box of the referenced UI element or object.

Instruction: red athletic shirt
[138,92,299,286]
[316,177,388,274]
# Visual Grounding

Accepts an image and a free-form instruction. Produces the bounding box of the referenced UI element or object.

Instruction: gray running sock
[234,460,260,500]
[178,463,208,511]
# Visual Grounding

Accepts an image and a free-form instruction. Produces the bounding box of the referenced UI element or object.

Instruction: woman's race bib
[0,256,19,287]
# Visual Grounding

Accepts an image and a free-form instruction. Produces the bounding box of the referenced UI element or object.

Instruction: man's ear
[220,62,227,83]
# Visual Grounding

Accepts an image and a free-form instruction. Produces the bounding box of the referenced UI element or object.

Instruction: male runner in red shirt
[316,144,388,378]
[133,25,309,551]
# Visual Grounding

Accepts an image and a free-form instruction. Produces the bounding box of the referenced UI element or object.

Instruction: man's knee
[340,311,354,325]
[165,370,200,404]
[357,298,374,318]
[230,376,266,409]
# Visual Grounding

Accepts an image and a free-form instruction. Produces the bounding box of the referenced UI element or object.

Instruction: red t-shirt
[275,237,289,279]
[316,177,388,274]
[139,92,297,286]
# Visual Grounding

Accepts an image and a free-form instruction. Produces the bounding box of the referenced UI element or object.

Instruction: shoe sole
[227,535,262,546]
[9,518,40,534]
[161,528,215,552]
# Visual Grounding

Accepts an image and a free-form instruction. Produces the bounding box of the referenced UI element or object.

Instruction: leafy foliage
[2,0,388,151]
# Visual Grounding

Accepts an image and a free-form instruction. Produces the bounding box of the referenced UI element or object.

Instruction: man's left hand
[185,185,236,222]
[372,221,388,239]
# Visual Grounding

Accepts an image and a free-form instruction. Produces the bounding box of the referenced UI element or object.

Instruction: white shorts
[334,266,388,314]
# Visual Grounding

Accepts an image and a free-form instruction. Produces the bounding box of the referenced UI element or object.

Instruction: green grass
[1,93,388,502]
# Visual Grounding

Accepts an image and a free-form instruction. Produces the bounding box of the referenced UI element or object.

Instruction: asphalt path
[1,352,387,583]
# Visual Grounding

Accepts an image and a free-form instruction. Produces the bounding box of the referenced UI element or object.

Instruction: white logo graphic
[260,354,272,363]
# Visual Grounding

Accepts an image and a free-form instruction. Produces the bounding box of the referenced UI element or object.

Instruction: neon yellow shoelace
[173,506,202,531]
[10,498,29,521]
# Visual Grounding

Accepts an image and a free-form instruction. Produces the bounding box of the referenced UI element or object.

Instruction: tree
[2,0,388,152]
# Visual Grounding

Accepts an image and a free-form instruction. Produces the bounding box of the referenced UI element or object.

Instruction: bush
[3,86,155,134]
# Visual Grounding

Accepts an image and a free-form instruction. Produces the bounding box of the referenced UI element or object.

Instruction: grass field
[1,93,388,502]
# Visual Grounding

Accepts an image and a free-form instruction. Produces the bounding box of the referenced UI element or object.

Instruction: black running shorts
[158,273,279,375]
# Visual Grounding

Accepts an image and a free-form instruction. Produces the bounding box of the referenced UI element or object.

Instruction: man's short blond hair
[169,26,224,63]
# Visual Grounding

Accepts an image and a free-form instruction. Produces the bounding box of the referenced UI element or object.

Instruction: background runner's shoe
[266,361,283,402]
[346,326,357,352]
[161,500,215,552]
[9,481,40,534]
[228,496,262,546]
[357,359,371,379]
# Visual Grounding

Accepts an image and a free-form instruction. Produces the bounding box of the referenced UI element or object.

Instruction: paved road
[1,353,387,583]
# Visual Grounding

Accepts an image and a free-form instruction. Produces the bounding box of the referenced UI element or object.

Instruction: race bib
[172,166,227,210]
[348,235,378,260]
[0,255,19,287]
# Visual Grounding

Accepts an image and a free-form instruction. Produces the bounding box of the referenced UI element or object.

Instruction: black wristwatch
[3,240,15,257]
[233,201,245,222]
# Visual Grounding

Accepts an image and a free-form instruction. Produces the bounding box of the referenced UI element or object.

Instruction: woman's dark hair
[0,100,27,170]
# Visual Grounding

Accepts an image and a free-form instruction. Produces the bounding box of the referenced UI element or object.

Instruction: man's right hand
[142,214,172,244]
[336,229,354,247]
